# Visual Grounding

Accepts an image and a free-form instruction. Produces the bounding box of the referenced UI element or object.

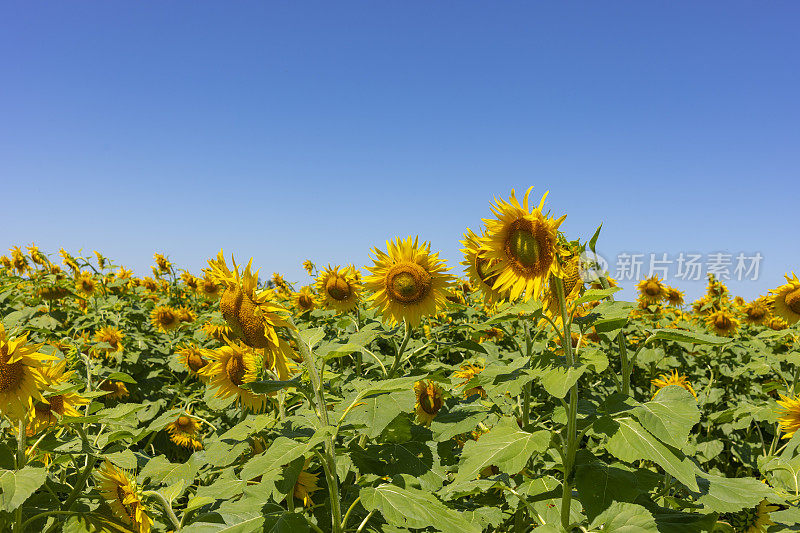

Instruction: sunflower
[665,287,685,307]
[453,363,486,398]
[59,248,80,273]
[771,272,800,325]
[294,286,316,313]
[707,275,729,299]
[293,458,320,507]
[460,228,507,304]
[176,306,196,324]
[414,380,444,426]
[0,324,58,420]
[541,253,583,326]
[166,412,203,450]
[93,326,124,357]
[153,253,171,273]
[726,499,780,533]
[200,342,269,412]
[303,260,315,276]
[10,246,28,275]
[365,236,455,327]
[478,327,504,344]
[177,344,209,377]
[99,380,130,400]
[95,461,153,533]
[706,309,739,337]
[27,243,46,266]
[777,394,800,439]
[117,267,133,281]
[637,276,668,306]
[141,277,158,292]
[479,188,566,302]
[0,255,11,271]
[199,275,221,299]
[37,285,71,301]
[316,265,362,313]
[652,370,697,400]
[202,321,237,342]
[743,298,771,325]
[75,272,96,296]
[28,360,89,434]
[150,305,180,332]
[181,271,199,291]
[767,316,788,331]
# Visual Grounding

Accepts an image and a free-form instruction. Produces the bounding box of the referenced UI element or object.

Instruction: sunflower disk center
[226,355,246,386]
[387,264,432,304]
[785,289,800,314]
[0,360,24,392]
[326,276,351,300]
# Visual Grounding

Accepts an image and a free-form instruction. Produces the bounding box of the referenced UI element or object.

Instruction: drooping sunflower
[166,412,203,450]
[200,342,269,413]
[0,255,12,272]
[75,272,97,296]
[28,360,89,434]
[726,499,780,533]
[59,248,80,273]
[293,458,320,507]
[199,275,221,299]
[652,370,697,400]
[27,243,47,266]
[771,272,800,325]
[316,265,362,313]
[665,286,685,307]
[293,286,316,313]
[453,363,486,398]
[541,253,583,326]
[150,305,181,333]
[181,270,199,291]
[10,246,29,275]
[141,277,158,292]
[0,324,58,420]
[95,461,153,533]
[116,267,133,281]
[414,380,444,426]
[460,228,507,304]
[743,298,771,325]
[365,236,455,327]
[99,380,130,400]
[153,253,171,274]
[93,326,124,358]
[767,316,788,331]
[201,321,237,343]
[637,276,668,306]
[176,306,196,324]
[303,260,315,276]
[177,344,209,378]
[706,309,739,337]
[707,275,729,300]
[777,394,800,439]
[479,188,566,302]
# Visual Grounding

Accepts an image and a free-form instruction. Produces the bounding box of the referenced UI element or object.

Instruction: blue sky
[2,1,798,302]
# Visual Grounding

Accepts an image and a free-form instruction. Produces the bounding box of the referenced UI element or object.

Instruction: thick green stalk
[387,320,412,379]
[554,277,578,531]
[16,419,26,533]
[521,322,533,427]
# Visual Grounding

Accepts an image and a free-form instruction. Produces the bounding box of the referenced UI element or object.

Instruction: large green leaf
[633,386,700,449]
[455,419,550,483]
[696,473,781,513]
[645,328,730,346]
[360,484,481,533]
[0,466,47,511]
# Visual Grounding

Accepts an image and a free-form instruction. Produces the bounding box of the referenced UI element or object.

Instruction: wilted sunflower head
[665,287,685,307]
[706,309,739,337]
[771,272,800,325]
[150,305,180,333]
[59,248,80,273]
[777,394,800,439]
[767,316,788,331]
[303,260,315,276]
[141,277,158,292]
[199,274,221,299]
[153,253,171,273]
[176,306,196,324]
[0,255,12,271]
[99,380,129,400]
[652,370,697,400]
[181,270,199,290]
[414,380,444,426]
[199,342,269,412]
[10,246,29,274]
[480,187,567,302]
[0,323,58,420]
[743,298,771,325]
[316,265,362,313]
[207,251,293,350]
[706,274,729,299]
[293,286,316,313]
[461,228,507,304]
[166,412,203,450]
[27,243,46,266]
[636,276,668,306]
[96,461,153,533]
[177,344,209,377]
[365,236,455,327]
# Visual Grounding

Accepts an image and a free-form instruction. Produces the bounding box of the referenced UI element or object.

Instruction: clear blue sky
[2,1,798,302]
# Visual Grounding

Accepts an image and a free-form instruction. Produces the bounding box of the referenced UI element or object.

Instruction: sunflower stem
[522,322,532,427]
[15,418,26,533]
[61,454,98,512]
[291,329,343,533]
[143,490,181,530]
[387,320,412,379]
[554,276,578,532]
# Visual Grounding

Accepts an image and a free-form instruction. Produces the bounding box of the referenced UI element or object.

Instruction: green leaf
[360,483,481,533]
[455,419,550,483]
[589,502,658,532]
[298,327,325,349]
[696,473,781,513]
[572,287,621,306]
[242,377,301,394]
[645,328,730,346]
[347,389,415,439]
[0,466,47,511]
[105,449,138,470]
[598,417,699,491]
[633,386,700,449]
[538,364,586,399]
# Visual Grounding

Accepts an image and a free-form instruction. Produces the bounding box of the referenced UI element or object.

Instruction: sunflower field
[2,188,800,533]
